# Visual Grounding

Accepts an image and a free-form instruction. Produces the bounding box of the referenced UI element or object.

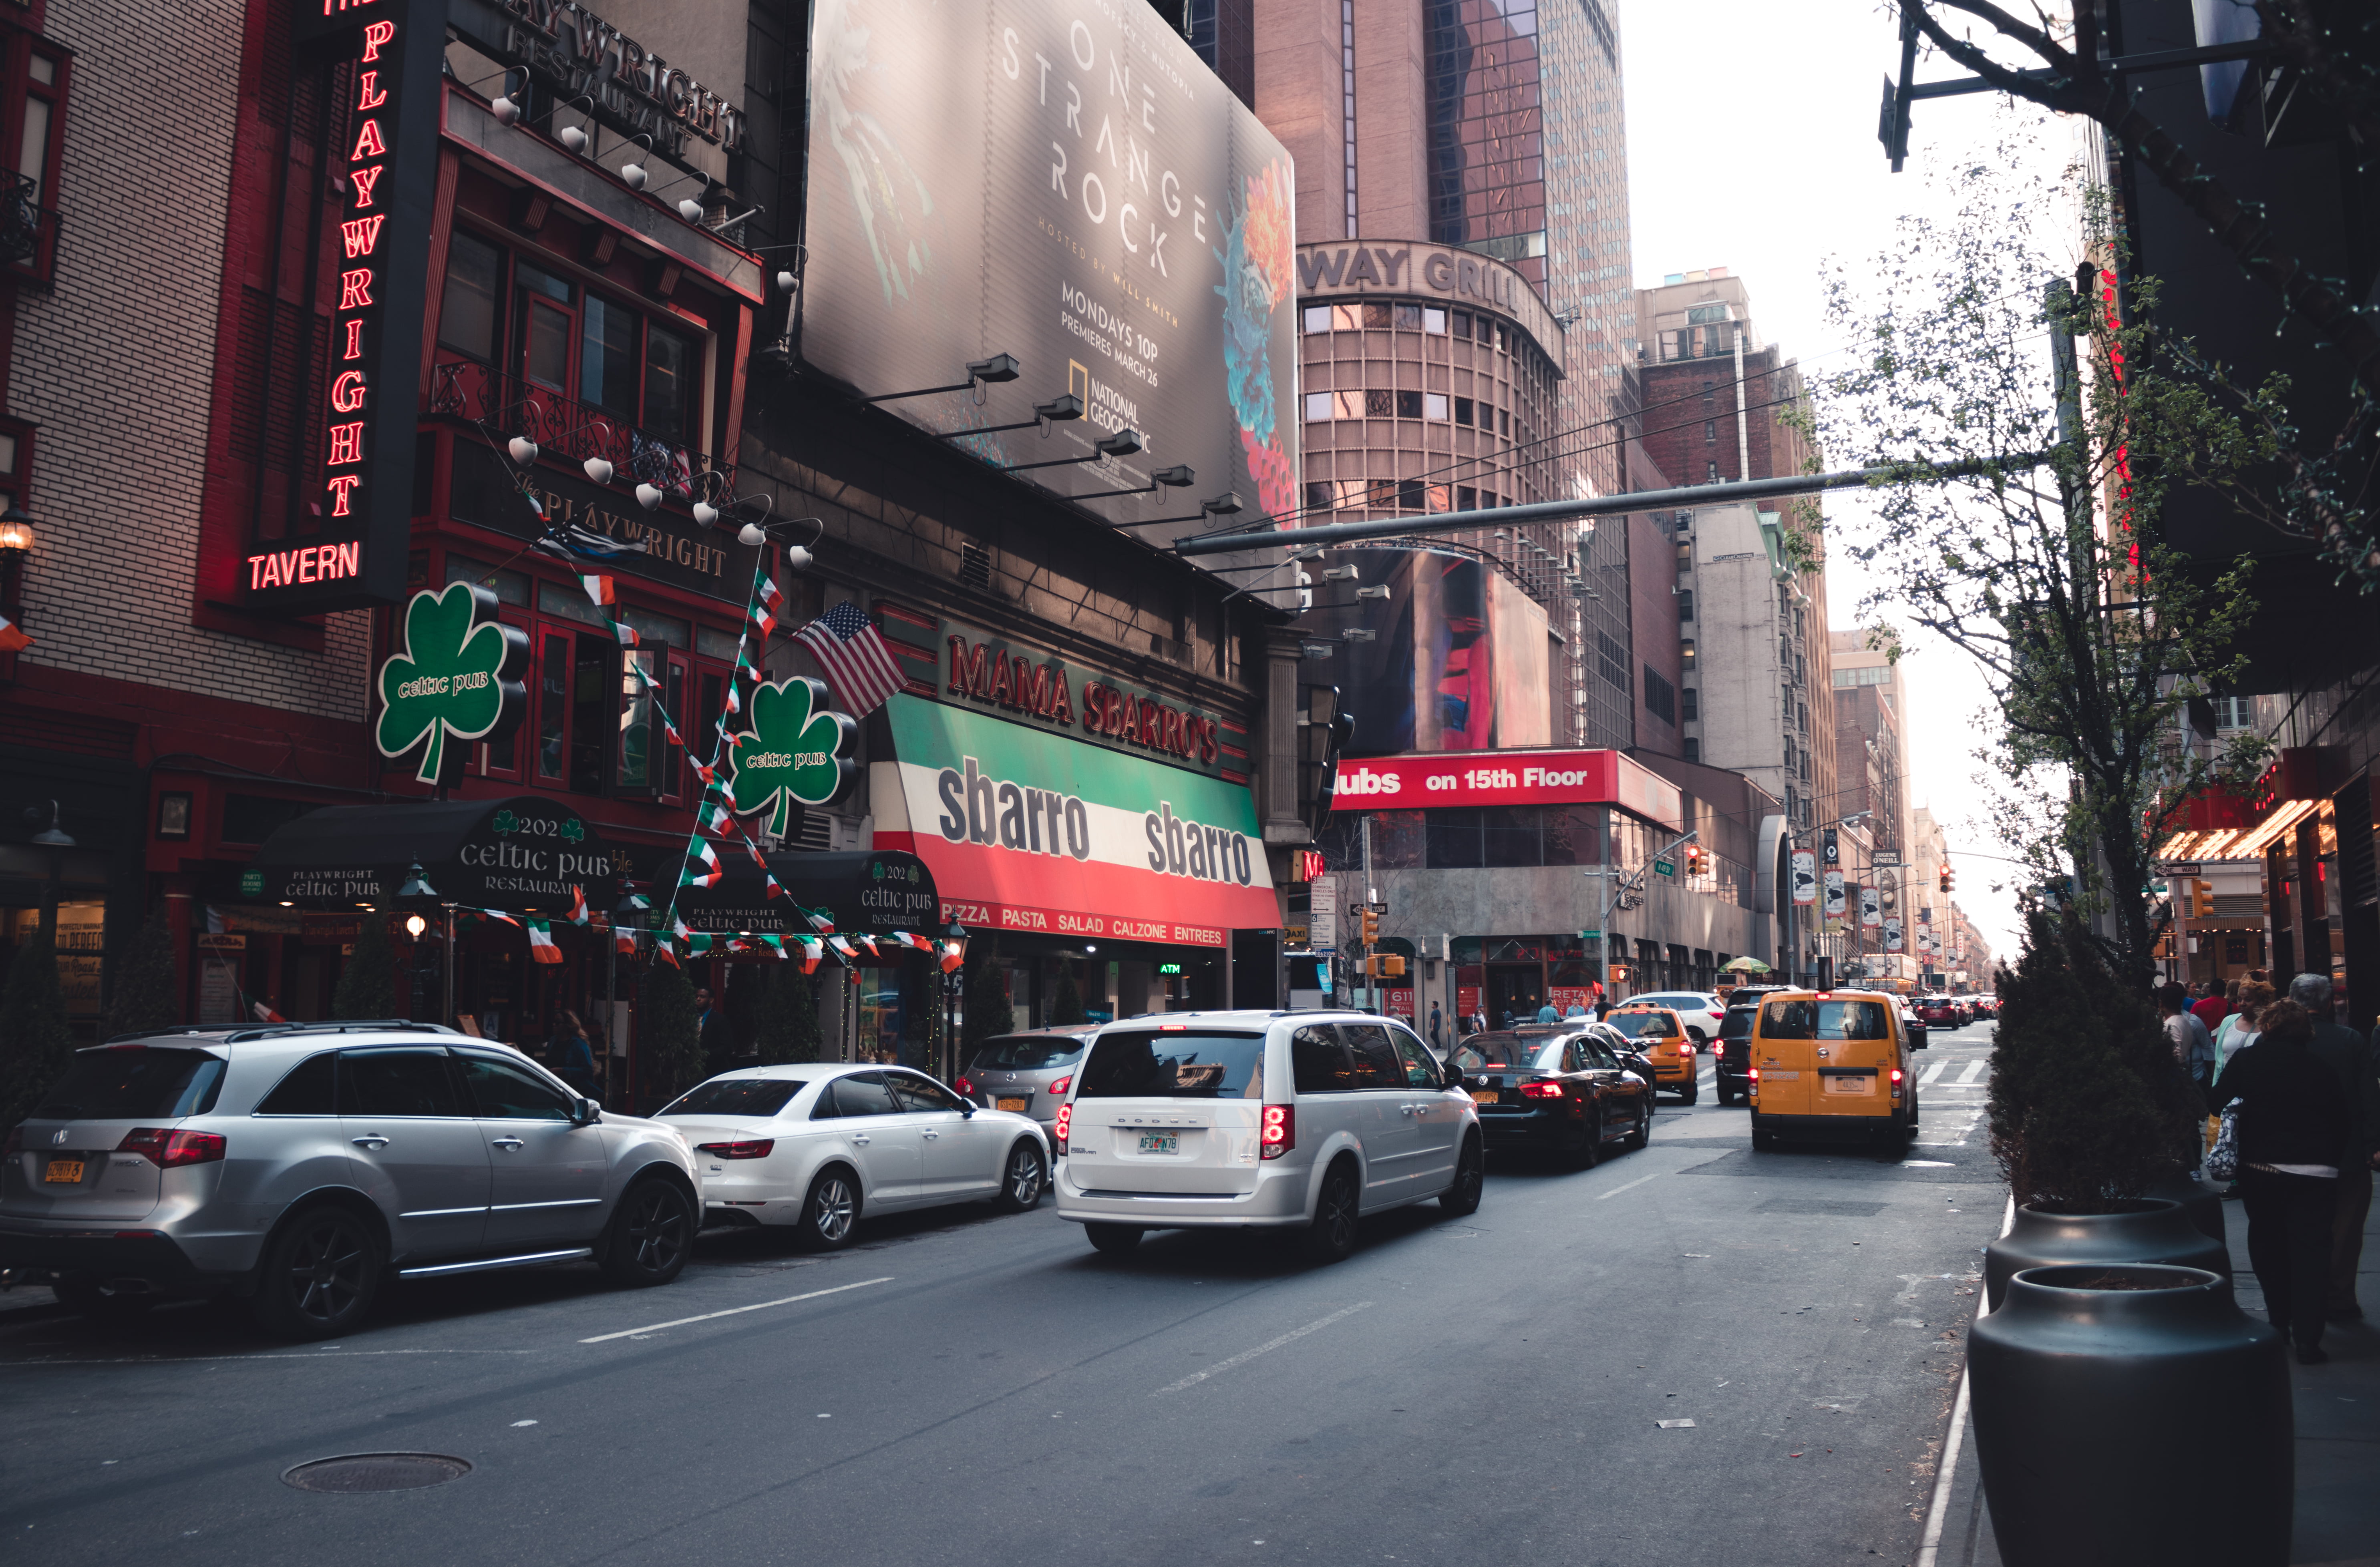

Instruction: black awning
[247,796,615,913]
[658,844,940,936]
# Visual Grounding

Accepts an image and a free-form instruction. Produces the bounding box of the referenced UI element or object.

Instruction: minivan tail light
[694,1140,775,1159]
[116,1128,225,1168]
[1047,1076,1072,1096]
[1053,1102,1071,1153]
[1260,1104,1294,1158]
[1890,1069,1904,1085]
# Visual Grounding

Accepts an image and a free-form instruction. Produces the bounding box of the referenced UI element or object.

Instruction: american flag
[794,601,905,717]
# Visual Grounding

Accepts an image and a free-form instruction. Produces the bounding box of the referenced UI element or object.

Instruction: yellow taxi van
[1744,990,1916,1157]
[1601,1005,1702,1105]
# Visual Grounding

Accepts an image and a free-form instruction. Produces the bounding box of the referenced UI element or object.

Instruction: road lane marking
[1918,1062,1946,1087]
[579,1277,893,1344]
[1153,1302,1373,1394]
[1956,1061,1986,1086]
[1593,1171,1662,1201]
[0,1349,534,1368]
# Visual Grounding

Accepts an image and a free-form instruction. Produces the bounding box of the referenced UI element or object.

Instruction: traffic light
[1365,954,1407,978]
[2192,879,2214,919]
[1359,908,1380,946]
[1938,865,1953,893]
[1684,844,1706,876]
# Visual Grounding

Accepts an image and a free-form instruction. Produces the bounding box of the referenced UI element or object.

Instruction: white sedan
[658,1065,1051,1249]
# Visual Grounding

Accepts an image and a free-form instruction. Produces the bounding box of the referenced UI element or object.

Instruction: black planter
[1969,1264,2289,1567]
[2145,1165,2227,1249]
[1984,1198,2229,1310]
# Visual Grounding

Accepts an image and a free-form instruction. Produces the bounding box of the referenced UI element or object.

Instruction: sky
[1620,0,2087,962]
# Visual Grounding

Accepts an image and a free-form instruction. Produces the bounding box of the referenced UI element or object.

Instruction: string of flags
[443,884,950,978]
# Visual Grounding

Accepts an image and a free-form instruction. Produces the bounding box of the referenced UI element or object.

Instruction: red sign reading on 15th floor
[1328,749,1684,832]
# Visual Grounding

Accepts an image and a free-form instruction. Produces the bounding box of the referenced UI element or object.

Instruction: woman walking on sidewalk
[2211,998,2353,1363]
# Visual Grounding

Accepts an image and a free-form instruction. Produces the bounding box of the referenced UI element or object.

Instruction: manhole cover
[282,1453,473,1493]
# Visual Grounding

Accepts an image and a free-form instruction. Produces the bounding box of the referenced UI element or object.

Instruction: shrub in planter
[1988,909,2197,1211]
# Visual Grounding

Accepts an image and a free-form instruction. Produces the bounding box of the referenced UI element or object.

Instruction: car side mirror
[571,1097,601,1125]
[1444,1067,1466,1090]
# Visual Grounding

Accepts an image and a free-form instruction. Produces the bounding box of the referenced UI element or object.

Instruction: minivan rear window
[661,1077,813,1117]
[1759,999,1892,1041]
[32,1048,227,1121]
[1077,1031,1265,1098]
[969,1037,1086,1071]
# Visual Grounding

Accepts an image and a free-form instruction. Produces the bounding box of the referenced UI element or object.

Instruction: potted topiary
[1981,910,2225,1307]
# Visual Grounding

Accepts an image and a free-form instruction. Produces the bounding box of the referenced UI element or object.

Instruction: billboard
[798,0,1300,539]
[1299,548,1553,755]
[1327,748,1684,832]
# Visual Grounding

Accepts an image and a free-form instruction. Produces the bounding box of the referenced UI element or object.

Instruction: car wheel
[1304,1161,1361,1264]
[992,1140,1047,1213]
[1751,1120,1778,1153]
[792,1167,861,1252]
[1440,1134,1485,1216]
[1876,1117,1913,1163]
[250,1206,381,1340]
[1084,1222,1143,1254]
[53,1273,159,1321]
[599,1177,696,1286]
[1680,1079,1700,1106]
[1716,1084,1737,1106]
[1625,1102,1651,1151]
[1911,1091,1921,1129]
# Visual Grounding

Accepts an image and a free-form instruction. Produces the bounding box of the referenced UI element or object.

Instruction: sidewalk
[1924,1178,2380,1567]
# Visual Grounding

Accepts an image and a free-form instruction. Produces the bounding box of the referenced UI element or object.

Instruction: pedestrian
[2217,979,2275,1066]
[1535,999,1561,1024]
[1564,1000,1588,1018]
[1501,1009,1517,1031]
[2191,978,2230,1033]
[2159,982,2219,1127]
[2209,998,2353,1363]
[550,1009,598,1098]
[1427,1001,1443,1049]
[2286,973,2380,1322]
[695,984,727,1075]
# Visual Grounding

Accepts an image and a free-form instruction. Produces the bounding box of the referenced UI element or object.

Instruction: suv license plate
[1137,1132,1179,1155]
[44,1158,84,1183]
[996,1097,1030,1114]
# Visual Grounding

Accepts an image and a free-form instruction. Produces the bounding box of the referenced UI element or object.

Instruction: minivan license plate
[1137,1132,1180,1155]
[44,1158,84,1183]
[1825,1075,1871,1095]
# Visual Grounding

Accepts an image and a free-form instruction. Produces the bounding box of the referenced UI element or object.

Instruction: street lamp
[394,862,441,1026]
[941,918,970,1082]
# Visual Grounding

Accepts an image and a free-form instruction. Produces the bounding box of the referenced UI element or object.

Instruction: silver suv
[0,1022,702,1338]
[1053,1010,1484,1264]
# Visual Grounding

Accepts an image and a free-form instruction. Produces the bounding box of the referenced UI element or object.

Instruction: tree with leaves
[1802,147,2267,982]
[332,912,398,1020]
[752,964,824,1063]
[103,908,180,1037]
[642,958,705,1110]
[0,916,74,1129]
[1885,0,2376,582]
[1047,959,1086,1026]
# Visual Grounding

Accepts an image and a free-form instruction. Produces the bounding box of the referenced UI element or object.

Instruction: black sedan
[1450,1029,1652,1168]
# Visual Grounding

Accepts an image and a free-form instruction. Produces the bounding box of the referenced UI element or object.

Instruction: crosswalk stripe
[1918,1061,1947,1087]
[1957,1060,1986,1086]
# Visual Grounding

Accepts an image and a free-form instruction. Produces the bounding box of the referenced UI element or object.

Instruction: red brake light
[953,1076,975,1096]
[1054,1103,1072,1153]
[1161,1022,1188,1031]
[1679,1042,1695,1057]
[1748,1067,1760,1082]
[115,1128,225,1168]
[1260,1104,1294,1158]
[1519,1080,1563,1099]
[1890,1069,1904,1085]
[1046,1076,1072,1095]
[693,1140,775,1159]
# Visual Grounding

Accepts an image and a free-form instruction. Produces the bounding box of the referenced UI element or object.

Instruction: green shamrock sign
[726,677,857,836]
[374,584,529,784]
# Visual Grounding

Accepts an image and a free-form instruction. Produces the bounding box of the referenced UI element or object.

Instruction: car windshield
[659,1077,813,1117]
[970,1038,1085,1071]
[1449,1035,1560,1071]
[33,1048,227,1121]
[1602,1011,1679,1040]
[1076,1031,1266,1098]
[1759,999,1893,1040]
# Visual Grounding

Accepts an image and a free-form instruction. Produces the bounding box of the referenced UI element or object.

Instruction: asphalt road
[1,1024,2008,1567]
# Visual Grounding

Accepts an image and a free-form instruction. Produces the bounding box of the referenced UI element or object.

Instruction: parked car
[1714,986,1792,1105]
[1451,1029,1651,1165]
[1,1023,702,1339]
[1622,990,1728,1045]
[658,1064,1051,1249]
[1052,1011,1481,1264]
[1599,1006,1702,1103]
[954,1027,1095,1146]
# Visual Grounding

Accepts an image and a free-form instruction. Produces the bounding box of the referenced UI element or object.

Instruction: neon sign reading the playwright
[321,9,398,528]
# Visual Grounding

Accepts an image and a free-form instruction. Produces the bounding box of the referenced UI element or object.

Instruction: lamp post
[395,861,439,1026]
[941,917,969,1083]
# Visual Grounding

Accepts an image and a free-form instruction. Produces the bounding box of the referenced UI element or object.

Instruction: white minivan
[1052,1011,1484,1264]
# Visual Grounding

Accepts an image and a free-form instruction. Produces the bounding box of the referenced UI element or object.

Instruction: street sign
[1308,876,1339,952]
[1653,859,1676,877]
[1579,929,1602,940]
[1873,852,1902,867]
[2160,861,2203,876]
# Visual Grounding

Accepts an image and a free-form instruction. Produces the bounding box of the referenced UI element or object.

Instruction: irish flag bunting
[526,919,564,964]
[827,934,857,959]
[616,929,639,956]
[696,798,735,837]
[579,573,615,609]
[566,886,590,926]
[855,934,879,958]
[681,838,724,887]
[752,577,785,640]
[610,621,640,648]
[762,873,787,902]
[0,611,30,653]
[797,936,823,972]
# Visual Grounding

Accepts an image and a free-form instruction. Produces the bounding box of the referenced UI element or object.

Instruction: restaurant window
[1,34,69,281]
[439,232,502,361]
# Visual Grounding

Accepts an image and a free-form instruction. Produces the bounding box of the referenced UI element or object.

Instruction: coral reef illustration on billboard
[1216,160,1296,523]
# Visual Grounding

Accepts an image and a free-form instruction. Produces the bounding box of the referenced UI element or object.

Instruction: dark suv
[1714,987,1789,1105]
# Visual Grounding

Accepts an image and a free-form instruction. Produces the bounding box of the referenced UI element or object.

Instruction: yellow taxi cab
[1745,989,1915,1157]
[1600,1005,1702,1105]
